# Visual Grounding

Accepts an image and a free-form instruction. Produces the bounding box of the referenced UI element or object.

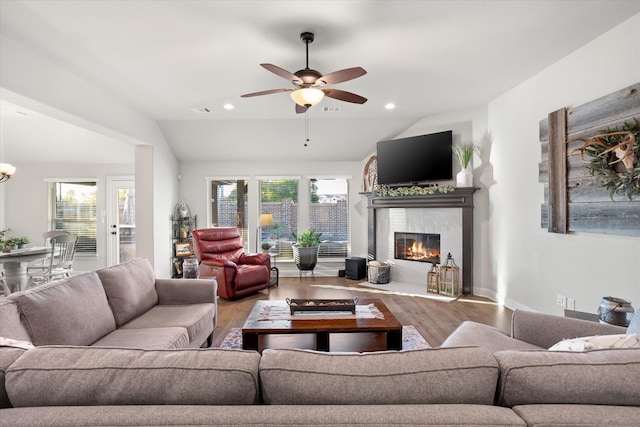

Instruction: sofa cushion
[0,300,31,342]
[627,308,640,334]
[97,258,159,326]
[91,327,190,349]
[495,348,640,407]
[513,404,640,427]
[259,347,499,405]
[119,303,214,345]
[9,272,116,346]
[6,346,260,407]
[0,404,529,426]
[0,347,25,409]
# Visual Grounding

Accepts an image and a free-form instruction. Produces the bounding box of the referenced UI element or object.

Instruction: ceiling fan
[241,32,367,114]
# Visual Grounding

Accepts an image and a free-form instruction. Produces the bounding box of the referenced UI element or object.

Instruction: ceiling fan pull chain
[304,111,309,147]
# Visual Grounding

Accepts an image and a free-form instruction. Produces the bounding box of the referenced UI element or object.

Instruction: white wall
[0,33,180,277]
[487,13,640,314]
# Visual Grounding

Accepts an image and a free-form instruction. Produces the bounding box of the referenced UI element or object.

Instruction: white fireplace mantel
[365,188,478,295]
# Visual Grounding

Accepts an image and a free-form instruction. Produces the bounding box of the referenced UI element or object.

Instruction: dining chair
[0,270,9,297]
[42,230,71,244]
[26,230,72,271]
[27,233,78,287]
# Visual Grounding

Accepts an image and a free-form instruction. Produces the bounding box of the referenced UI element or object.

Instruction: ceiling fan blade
[261,63,303,85]
[296,104,308,114]
[241,88,292,98]
[315,67,367,86]
[322,89,367,104]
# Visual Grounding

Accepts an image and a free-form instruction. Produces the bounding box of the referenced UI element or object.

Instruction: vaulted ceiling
[2,1,639,163]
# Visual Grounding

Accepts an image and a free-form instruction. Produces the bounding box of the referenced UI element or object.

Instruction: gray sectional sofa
[1,259,639,426]
[1,342,639,426]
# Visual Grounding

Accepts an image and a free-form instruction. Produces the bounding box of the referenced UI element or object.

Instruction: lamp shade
[259,213,274,227]
[290,88,324,107]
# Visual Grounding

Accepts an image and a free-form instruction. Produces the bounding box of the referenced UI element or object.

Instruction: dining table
[0,246,52,294]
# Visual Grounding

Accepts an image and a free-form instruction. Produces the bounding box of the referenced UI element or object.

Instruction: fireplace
[394,232,440,264]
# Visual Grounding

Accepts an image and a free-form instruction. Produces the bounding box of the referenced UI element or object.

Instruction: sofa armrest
[200,258,237,269]
[155,278,217,305]
[511,309,627,349]
[239,253,270,266]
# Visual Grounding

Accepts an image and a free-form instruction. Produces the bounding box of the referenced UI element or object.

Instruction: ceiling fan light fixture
[0,163,16,183]
[290,88,324,107]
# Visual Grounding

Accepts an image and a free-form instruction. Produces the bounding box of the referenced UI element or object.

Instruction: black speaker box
[345,257,366,280]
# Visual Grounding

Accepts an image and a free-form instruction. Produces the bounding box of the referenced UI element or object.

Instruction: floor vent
[190,107,213,114]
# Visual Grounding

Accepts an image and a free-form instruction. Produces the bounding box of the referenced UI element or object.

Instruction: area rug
[218,325,431,350]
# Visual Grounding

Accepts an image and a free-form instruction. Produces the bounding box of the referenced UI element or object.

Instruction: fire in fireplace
[394,232,440,264]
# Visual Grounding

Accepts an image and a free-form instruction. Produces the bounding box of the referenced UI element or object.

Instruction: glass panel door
[107,178,135,265]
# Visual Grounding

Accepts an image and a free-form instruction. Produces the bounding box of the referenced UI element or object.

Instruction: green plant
[4,237,19,247]
[580,119,640,200]
[452,143,478,169]
[15,236,29,245]
[178,224,190,233]
[373,184,455,197]
[261,242,272,250]
[291,229,323,247]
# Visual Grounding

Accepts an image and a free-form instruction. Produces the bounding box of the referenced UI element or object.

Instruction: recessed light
[385,103,396,110]
[223,103,234,110]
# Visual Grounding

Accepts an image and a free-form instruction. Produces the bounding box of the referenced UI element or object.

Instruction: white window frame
[45,177,99,257]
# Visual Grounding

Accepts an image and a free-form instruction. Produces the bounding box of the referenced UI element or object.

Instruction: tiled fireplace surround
[366,188,477,294]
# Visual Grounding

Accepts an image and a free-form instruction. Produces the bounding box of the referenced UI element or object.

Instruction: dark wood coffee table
[241,298,402,352]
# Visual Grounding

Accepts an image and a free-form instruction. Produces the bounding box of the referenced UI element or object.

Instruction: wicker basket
[368,264,391,284]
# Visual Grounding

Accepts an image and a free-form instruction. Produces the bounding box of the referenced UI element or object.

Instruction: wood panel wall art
[539,83,640,237]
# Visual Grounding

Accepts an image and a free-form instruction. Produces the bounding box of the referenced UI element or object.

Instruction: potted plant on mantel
[452,143,478,188]
[291,229,323,276]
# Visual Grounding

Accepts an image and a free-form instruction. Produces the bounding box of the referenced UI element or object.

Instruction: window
[48,181,97,254]
[310,178,349,259]
[209,180,249,247]
[259,178,299,260]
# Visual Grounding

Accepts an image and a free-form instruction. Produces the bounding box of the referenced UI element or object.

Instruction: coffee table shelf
[242,299,402,352]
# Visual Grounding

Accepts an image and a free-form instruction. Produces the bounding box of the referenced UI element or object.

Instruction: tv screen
[376,130,453,186]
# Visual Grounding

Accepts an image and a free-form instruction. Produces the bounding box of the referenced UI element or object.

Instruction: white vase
[456,166,473,188]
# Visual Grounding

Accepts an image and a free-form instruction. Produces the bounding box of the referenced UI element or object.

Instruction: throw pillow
[627,308,640,334]
[0,337,33,350]
[549,333,640,352]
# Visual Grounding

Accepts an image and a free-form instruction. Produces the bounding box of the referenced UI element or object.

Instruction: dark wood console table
[365,188,478,295]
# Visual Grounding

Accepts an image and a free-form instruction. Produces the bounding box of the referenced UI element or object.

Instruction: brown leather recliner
[192,227,271,300]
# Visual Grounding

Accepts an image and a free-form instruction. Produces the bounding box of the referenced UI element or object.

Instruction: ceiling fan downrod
[300,32,314,70]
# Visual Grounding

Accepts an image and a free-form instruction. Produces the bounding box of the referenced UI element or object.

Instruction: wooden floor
[210,277,513,348]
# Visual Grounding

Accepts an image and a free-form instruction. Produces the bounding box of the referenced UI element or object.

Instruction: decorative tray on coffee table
[286,297,358,315]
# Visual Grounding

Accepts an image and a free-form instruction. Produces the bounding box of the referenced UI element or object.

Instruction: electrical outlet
[556,294,567,307]
[567,298,575,311]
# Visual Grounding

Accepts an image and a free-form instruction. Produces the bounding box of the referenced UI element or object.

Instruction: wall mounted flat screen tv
[376,130,453,186]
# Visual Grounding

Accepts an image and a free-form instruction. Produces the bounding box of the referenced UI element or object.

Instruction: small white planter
[456,166,473,187]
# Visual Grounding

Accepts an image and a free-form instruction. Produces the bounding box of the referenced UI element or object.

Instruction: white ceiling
[1,0,639,163]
